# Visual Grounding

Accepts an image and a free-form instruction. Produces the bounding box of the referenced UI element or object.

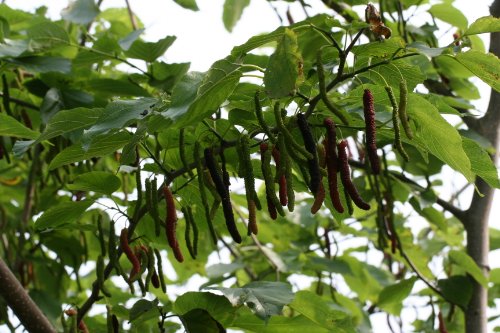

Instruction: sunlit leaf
[464,16,500,36]
[223,0,250,32]
[66,171,121,195]
[449,250,488,287]
[34,200,94,230]
[0,113,40,139]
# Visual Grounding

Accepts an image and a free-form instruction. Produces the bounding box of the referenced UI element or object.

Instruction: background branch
[0,257,56,333]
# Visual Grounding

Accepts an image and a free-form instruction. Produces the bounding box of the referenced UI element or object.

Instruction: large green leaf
[60,0,100,25]
[351,37,406,58]
[83,98,157,140]
[264,28,302,98]
[172,0,199,11]
[377,277,417,315]
[125,36,176,63]
[449,250,488,287]
[429,4,468,30]
[49,131,131,170]
[462,137,500,188]
[181,309,225,333]
[408,94,474,182]
[129,299,160,324]
[7,56,71,74]
[173,292,235,326]
[27,22,69,48]
[87,78,150,96]
[35,107,105,143]
[464,16,500,36]
[223,0,250,32]
[0,113,39,139]
[34,200,94,230]
[165,58,242,129]
[66,171,121,195]
[289,291,355,332]
[209,281,294,321]
[454,51,500,92]
[232,309,331,333]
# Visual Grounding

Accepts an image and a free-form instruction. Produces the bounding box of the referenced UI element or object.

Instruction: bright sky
[3,1,499,332]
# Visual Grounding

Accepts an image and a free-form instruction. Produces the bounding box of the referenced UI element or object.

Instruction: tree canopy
[0,1,499,332]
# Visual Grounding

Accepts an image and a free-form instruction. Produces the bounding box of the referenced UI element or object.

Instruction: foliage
[0,0,499,332]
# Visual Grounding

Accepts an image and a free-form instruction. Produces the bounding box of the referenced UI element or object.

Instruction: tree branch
[0,258,56,333]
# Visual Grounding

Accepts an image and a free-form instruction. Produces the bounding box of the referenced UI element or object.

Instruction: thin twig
[124,0,138,30]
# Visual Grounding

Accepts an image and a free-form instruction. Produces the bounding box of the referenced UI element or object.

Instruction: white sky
[3,1,499,332]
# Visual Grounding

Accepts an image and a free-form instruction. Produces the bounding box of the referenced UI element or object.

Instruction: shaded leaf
[67,171,121,195]
[351,37,406,58]
[464,16,500,36]
[129,299,159,323]
[438,276,473,309]
[181,309,225,333]
[173,292,235,326]
[491,228,500,251]
[0,113,40,139]
[206,262,245,279]
[264,28,302,98]
[34,200,94,230]
[61,0,100,25]
[449,250,488,287]
[223,0,250,32]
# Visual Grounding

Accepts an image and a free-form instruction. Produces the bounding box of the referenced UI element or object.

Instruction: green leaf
[27,22,69,48]
[129,299,160,323]
[7,56,71,74]
[66,171,121,195]
[490,228,500,251]
[377,277,417,315]
[223,0,250,32]
[149,61,190,92]
[437,276,473,309]
[289,291,355,332]
[172,0,199,11]
[0,39,30,58]
[181,309,224,333]
[60,0,100,25]
[455,51,500,92]
[125,36,176,63]
[118,29,144,51]
[232,310,331,333]
[462,137,500,188]
[87,78,150,97]
[206,262,245,279]
[165,58,242,129]
[173,292,235,326]
[351,37,406,58]
[83,98,157,140]
[264,28,302,98]
[449,250,488,287]
[408,94,474,182]
[34,200,94,230]
[429,4,468,30]
[464,16,500,36]
[49,131,131,170]
[35,107,105,143]
[209,282,294,321]
[0,113,40,139]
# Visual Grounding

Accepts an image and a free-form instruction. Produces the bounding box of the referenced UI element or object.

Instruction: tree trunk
[464,1,500,332]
